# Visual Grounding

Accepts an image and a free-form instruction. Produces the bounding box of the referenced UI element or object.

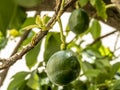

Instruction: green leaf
[21,17,36,28]
[88,84,97,90]
[62,84,73,90]
[96,72,110,84]
[17,80,32,90]
[42,15,51,25]
[15,0,43,8]
[82,47,102,60]
[78,0,89,7]
[95,59,111,71]
[94,60,112,83]
[9,7,27,30]
[90,0,107,20]
[99,45,113,60]
[25,40,41,69]
[21,31,35,46]
[0,0,15,36]
[84,69,101,78]
[92,41,102,50]
[7,71,29,90]
[38,71,48,85]
[90,19,101,39]
[82,61,94,72]
[27,70,40,90]
[90,0,96,5]
[0,32,8,50]
[12,71,29,79]
[110,80,120,90]
[110,62,120,78]
[43,32,61,63]
[0,0,26,36]
[72,80,87,90]
[35,15,43,27]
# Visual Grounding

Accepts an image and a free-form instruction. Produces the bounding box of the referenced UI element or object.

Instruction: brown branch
[90,30,118,46]
[24,0,120,31]
[11,30,31,56]
[0,0,76,70]
[84,2,120,30]
[0,9,44,86]
[0,30,31,86]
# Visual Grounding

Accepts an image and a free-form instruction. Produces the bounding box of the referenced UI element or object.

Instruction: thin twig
[0,30,31,86]
[11,30,31,56]
[114,32,120,51]
[90,30,118,46]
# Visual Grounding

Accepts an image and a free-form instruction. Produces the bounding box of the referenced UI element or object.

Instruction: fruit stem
[57,0,66,50]
[61,0,65,10]
[106,4,116,9]
[58,17,66,50]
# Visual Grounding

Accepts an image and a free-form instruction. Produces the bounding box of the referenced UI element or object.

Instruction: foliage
[46,50,80,85]
[0,0,120,90]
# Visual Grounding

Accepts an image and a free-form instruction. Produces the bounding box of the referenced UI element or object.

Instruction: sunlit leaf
[9,29,19,37]
[99,45,113,60]
[36,15,43,27]
[27,70,40,90]
[78,0,89,7]
[42,15,51,25]
[90,0,96,5]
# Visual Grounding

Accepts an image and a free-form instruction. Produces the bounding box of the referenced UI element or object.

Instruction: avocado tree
[1,0,120,90]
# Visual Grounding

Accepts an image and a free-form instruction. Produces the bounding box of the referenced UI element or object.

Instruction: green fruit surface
[68,9,89,34]
[46,50,80,86]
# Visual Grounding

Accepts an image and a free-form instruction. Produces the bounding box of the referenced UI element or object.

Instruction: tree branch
[0,30,31,86]
[0,0,76,70]
[26,0,120,31]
